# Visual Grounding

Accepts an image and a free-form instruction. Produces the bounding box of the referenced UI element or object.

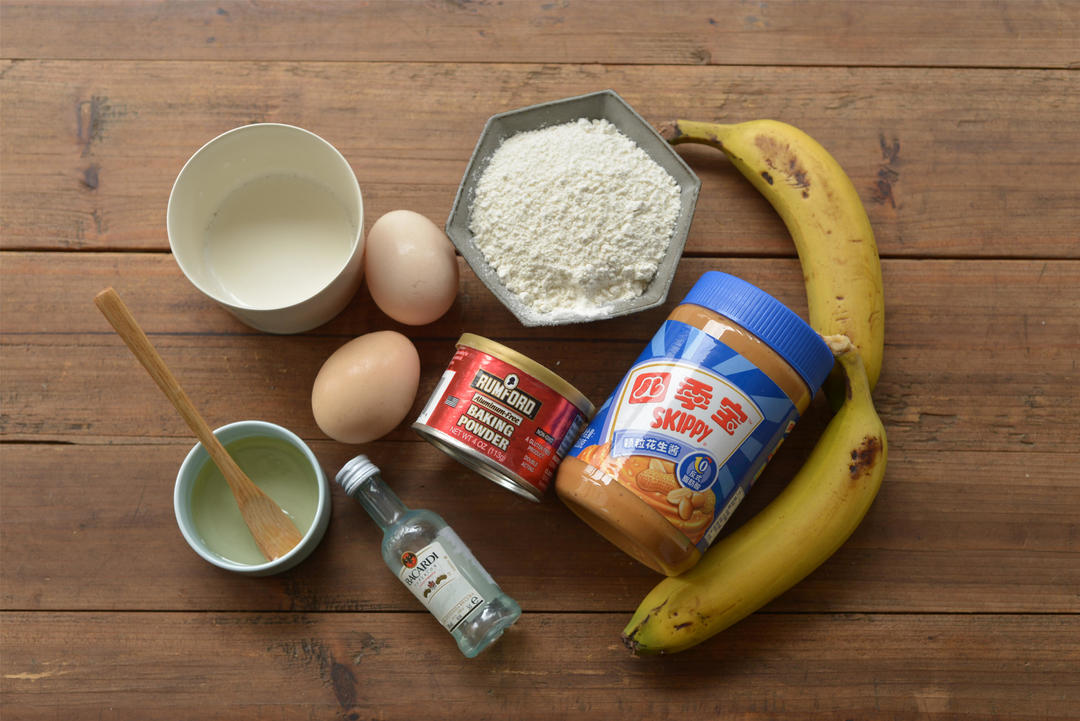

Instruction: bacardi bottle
[335,455,522,657]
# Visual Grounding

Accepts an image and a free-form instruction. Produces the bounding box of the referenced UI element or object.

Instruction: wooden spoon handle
[95,287,303,560]
[93,287,248,494]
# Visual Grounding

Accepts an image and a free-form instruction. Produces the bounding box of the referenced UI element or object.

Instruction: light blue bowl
[174,420,331,576]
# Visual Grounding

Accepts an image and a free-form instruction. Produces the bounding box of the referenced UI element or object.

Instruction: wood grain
[3,2,1079,717]
[3,612,1078,720]
[3,255,1077,452]
[2,61,1078,257]
[3,0,1078,68]
[3,255,1078,613]
[2,441,1077,614]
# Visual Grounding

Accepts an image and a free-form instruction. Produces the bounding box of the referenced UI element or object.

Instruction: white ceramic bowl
[174,420,331,576]
[168,123,364,334]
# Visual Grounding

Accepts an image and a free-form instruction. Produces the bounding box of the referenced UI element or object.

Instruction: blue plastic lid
[680,272,834,392]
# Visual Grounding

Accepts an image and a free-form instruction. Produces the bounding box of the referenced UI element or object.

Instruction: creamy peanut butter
[555,272,835,576]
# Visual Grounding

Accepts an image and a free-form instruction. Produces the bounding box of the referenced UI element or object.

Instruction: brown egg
[311,331,421,444]
[364,210,459,325]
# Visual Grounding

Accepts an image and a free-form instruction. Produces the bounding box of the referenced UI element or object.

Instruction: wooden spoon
[94,287,304,561]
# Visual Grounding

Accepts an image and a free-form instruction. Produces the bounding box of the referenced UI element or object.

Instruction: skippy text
[633,372,750,443]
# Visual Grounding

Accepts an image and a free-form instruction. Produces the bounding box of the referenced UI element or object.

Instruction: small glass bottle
[335,455,522,657]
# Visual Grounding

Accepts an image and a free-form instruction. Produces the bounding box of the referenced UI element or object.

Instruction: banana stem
[656,119,732,151]
[823,334,867,406]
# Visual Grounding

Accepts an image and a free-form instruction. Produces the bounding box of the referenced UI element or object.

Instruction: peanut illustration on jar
[577,444,715,545]
[634,458,715,538]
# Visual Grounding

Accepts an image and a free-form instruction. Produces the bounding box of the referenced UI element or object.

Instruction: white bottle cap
[335,455,381,496]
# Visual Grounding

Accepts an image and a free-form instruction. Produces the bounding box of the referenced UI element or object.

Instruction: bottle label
[398,540,485,633]
[569,320,800,552]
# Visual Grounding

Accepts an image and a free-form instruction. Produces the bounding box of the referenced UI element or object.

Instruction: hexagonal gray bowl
[446,89,701,327]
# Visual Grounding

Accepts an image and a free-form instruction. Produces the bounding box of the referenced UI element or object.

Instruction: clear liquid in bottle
[335,455,522,657]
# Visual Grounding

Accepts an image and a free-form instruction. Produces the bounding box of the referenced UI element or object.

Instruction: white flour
[469,118,681,321]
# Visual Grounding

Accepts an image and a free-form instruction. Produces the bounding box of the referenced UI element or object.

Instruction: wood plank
[3,255,1077,452]
[3,611,1077,719]
[3,1,1078,69]
[4,254,1075,614]
[2,61,1078,257]
[4,2,1077,714]
[2,441,1076,614]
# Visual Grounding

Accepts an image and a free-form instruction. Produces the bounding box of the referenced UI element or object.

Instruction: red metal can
[413,333,594,501]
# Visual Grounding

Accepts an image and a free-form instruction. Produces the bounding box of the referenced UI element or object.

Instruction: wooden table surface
[2,2,1078,718]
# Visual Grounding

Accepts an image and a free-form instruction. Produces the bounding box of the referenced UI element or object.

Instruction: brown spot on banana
[754,134,811,194]
[849,436,883,480]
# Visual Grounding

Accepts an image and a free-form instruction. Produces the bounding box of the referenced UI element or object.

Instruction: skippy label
[398,539,484,633]
[570,320,800,551]
[414,341,590,498]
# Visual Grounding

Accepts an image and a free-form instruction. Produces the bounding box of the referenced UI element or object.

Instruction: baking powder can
[413,333,594,501]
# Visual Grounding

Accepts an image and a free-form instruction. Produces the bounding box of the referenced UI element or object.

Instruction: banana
[658,119,885,404]
[622,335,886,655]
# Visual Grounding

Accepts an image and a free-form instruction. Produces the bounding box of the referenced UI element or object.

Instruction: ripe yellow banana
[658,119,885,404]
[622,335,886,655]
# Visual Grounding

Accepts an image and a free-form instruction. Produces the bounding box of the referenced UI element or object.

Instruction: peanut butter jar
[555,272,835,575]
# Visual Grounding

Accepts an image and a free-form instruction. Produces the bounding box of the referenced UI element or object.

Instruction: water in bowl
[204,173,357,309]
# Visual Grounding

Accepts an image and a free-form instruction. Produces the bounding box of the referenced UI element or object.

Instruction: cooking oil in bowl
[189,434,320,565]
